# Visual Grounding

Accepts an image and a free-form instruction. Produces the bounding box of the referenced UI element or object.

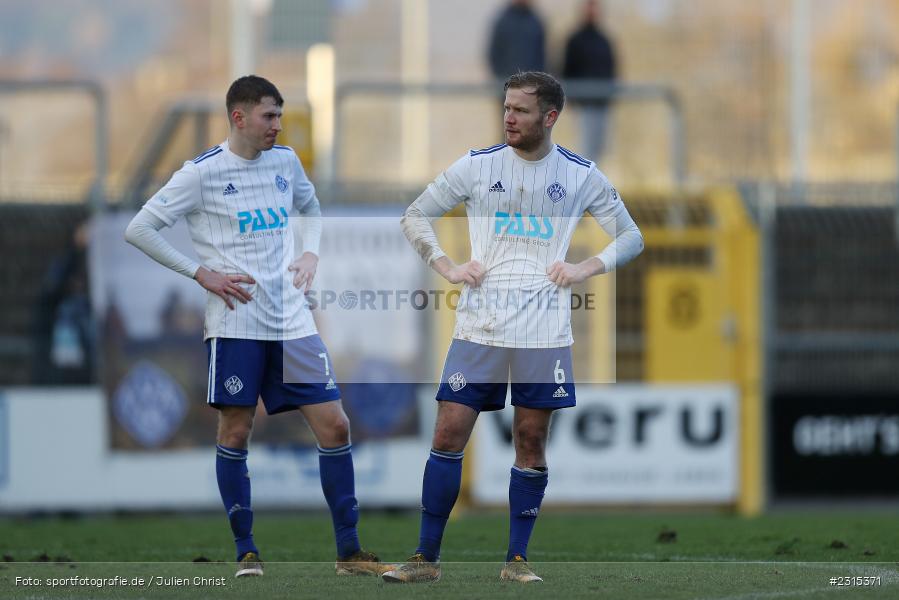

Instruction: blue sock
[416,449,464,562]
[215,445,257,562]
[507,466,548,562]
[318,444,361,558]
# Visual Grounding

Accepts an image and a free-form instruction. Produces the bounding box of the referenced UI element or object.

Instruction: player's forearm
[596,222,644,273]
[296,198,322,256]
[592,201,644,272]
[578,256,606,278]
[124,208,201,279]
[400,203,447,266]
[430,256,456,279]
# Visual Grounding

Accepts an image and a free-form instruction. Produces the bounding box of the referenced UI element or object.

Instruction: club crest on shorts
[275,174,289,193]
[546,182,566,203]
[225,375,244,395]
[448,371,467,392]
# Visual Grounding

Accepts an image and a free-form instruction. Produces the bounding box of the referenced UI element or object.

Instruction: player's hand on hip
[194,267,255,310]
[547,259,600,287]
[288,251,319,292]
[444,260,486,288]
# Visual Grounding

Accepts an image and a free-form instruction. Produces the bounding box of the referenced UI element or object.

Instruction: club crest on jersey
[546,182,566,203]
[275,174,289,193]
[237,206,290,233]
[448,371,467,392]
[224,376,244,395]
[495,211,554,240]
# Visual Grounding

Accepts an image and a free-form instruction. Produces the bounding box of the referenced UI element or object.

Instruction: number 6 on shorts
[554,359,566,384]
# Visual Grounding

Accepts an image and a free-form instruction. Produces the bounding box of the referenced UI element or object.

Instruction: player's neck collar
[224,138,264,164]
[510,143,555,164]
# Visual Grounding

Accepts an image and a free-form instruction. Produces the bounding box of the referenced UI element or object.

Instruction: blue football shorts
[435,338,576,412]
[205,334,341,414]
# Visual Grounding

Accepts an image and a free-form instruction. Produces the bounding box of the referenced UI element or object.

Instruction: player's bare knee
[219,425,252,449]
[217,410,254,448]
[312,411,350,447]
[514,430,546,460]
[329,414,350,445]
[432,428,467,453]
[432,402,476,452]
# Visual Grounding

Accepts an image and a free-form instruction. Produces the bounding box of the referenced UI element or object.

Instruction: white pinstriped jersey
[143,140,318,341]
[430,143,631,348]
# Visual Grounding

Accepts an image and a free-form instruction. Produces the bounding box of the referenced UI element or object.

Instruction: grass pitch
[1,510,897,599]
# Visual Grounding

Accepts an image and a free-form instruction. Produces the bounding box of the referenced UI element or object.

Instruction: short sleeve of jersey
[143,162,201,226]
[583,167,625,222]
[291,155,317,213]
[431,154,471,208]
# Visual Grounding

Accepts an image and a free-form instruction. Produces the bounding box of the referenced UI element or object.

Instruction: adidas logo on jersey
[325,378,337,390]
[488,180,505,192]
[552,386,569,398]
[223,182,239,196]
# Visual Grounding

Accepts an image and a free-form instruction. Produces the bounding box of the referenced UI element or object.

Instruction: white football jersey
[426,143,636,348]
[143,140,318,341]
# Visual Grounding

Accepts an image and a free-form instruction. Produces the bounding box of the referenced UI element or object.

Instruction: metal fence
[741,182,899,500]
[0,203,89,386]
[739,182,899,394]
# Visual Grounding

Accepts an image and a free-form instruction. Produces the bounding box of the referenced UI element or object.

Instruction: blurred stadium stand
[0,202,89,386]
[738,183,899,394]
[774,203,899,393]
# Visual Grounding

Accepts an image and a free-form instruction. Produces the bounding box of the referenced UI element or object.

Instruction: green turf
[1,510,897,599]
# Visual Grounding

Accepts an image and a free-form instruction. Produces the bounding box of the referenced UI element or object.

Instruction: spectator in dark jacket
[563,0,618,161]
[31,221,95,385]
[488,0,546,79]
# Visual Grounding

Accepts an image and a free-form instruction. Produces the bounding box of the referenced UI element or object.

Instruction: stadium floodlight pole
[230,0,256,80]
[308,44,336,183]
[0,79,107,211]
[790,0,810,186]
[400,0,430,185]
[93,83,108,211]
